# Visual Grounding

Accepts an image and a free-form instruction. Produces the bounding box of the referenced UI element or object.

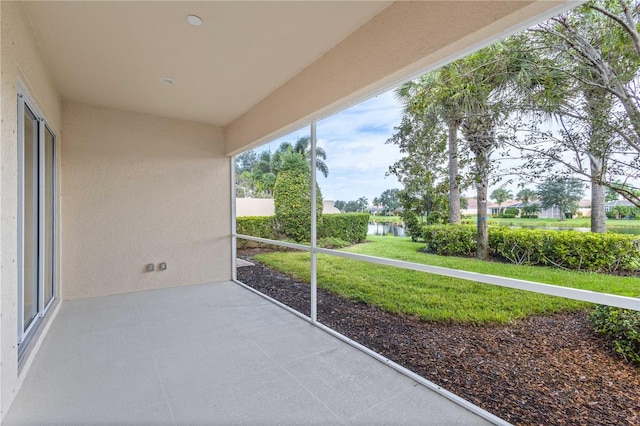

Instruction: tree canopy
[537,177,585,219]
[236,136,329,198]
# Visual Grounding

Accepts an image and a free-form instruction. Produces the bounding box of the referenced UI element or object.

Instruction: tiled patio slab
[4,281,493,425]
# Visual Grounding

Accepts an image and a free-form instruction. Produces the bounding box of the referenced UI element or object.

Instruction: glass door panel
[43,126,55,307]
[18,91,56,352]
[22,105,39,332]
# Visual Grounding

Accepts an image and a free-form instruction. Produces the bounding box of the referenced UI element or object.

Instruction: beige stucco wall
[235,198,341,217]
[236,198,275,217]
[61,102,230,299]
[0,1,62,417]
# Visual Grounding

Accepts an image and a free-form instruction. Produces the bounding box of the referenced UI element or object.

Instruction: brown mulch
[237,250,640,426]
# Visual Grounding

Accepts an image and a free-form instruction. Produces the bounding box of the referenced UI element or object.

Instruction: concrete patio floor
[4,281,493,425]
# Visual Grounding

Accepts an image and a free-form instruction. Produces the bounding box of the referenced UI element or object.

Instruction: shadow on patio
[5,281,492,425]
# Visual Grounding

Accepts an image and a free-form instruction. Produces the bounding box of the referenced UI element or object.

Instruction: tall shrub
[273,169,322,242]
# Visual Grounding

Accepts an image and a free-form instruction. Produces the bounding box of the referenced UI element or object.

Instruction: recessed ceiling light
[160,77,175,85]
[186,14,203,26]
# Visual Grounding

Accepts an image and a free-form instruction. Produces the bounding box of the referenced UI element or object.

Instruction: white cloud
[315,90,405,202]
[244,89,407,203]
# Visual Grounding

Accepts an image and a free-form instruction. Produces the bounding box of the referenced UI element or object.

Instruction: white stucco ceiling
[23,1,392,127]
[22,1,576,149]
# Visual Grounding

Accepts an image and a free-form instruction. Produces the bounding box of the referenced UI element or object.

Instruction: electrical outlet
[145,263,155,272]
[159,262,167,271]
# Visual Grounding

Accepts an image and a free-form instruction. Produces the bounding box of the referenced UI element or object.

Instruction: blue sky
[259,90,406,204]
[252,87,607,205]
[316,91,406,203]
[256,89,531,204]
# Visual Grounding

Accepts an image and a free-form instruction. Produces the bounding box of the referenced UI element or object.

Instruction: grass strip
[253,236,640,324]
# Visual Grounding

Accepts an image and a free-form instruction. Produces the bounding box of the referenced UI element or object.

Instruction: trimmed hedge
[318,213,369,244]
[423,224,476,257]
[489,227,640,273]
[236,216,278,240]
[589,306,640,364]
[236,213,368,245]
[504,207,519,216]
[422,225,640,273]
[235,216,279,248]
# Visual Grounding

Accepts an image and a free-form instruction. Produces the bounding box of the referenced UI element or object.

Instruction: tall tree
[273,149,310,175]
[456,42,541,259]
[517,187,540,217]
[356,196,369,213]
[397,66,466,225]
[537,177,585,220]
[490,188,513,213]
[235,151,258,174]
[520,0,640,210]
[374,189,401,215]
[386,111,451,230]
[516,188,537,205]
[394,39,546,259]
[606,186,620,202]
[274,136,329,178]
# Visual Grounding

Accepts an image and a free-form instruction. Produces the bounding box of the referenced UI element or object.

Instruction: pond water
[514,225,640,235]
[368,222,406,237]
[367,222,640,237]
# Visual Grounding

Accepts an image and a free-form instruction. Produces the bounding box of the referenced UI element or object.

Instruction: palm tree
[454,40,550,258]
[357,196,368,212]
[490,188,513,213]
[516,188,536,206]
[396,38,551,258]
[274,136,329,178]
[397,67,463,225]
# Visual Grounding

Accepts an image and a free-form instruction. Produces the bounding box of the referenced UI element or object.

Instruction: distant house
[462,197,532,216]
[369,205,385,215]
[539,199,591,219]
[539,205,563,219]
[577,199,592,217]
[462,198,479,216]
[487,199,520,216]
[605,199,635,212]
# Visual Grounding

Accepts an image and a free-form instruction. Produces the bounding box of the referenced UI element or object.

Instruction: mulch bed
[237,250,640,425]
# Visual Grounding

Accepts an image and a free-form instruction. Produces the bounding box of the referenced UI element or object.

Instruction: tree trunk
[590,160,607,233]
[476,179,489,260]
[591,180,606,232]
[584,88,609,233]
[448,121,461,224]
[463,114,493,261]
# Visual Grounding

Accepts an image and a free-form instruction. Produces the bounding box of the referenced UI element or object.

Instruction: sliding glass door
[21,103,39,334]
[18,89,56,353]
[43,126,55,309]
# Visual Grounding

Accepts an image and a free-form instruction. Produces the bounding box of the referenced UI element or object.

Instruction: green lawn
[370,215,640,230]
[486,216,640,229]
[254,236,640,324]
